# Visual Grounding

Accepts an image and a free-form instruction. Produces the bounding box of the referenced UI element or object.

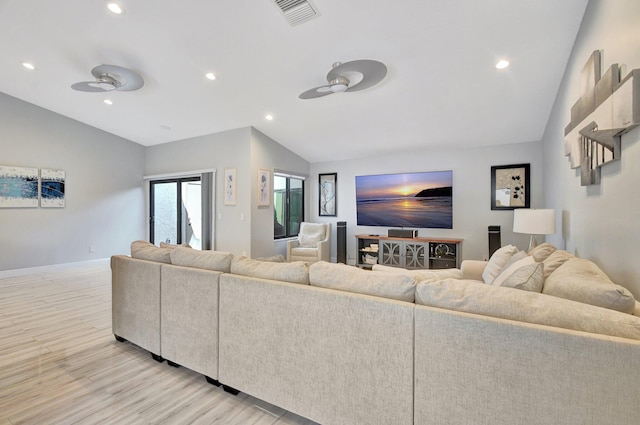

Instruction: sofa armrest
[461,260,488,281]
[317,238,331,262]
[286,239,300,262]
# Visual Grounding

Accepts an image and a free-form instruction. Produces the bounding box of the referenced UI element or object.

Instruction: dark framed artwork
[491,164,530,210]
[319,173,337,216]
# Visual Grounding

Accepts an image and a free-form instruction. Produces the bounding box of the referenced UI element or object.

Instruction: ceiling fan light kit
[299,59,387,99]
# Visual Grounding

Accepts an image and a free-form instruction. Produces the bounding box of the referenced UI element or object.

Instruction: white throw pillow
[492,255,535,287]
[298,222,326,248]
[482,245,519,285]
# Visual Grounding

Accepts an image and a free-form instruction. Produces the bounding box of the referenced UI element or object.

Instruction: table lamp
[513,209,556,251]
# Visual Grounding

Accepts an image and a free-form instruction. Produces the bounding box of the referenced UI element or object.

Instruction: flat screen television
[355,170,452,229]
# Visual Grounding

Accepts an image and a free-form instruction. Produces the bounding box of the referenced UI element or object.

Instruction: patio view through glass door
[150,177,202,249]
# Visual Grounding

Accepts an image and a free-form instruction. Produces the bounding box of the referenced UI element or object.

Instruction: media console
[355,234,462,270]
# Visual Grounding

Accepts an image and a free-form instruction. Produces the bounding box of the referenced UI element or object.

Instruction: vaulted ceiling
[0,0,589,162]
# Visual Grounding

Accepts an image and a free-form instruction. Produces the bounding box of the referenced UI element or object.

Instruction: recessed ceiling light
[107,2,124,14]
[496,59,510,70]
[22,62,36,70]
[104,99,113,105]
[205,72,216,81]
[265,114,274,121]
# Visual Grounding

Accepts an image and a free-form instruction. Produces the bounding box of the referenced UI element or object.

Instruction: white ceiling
[0,0,589,163]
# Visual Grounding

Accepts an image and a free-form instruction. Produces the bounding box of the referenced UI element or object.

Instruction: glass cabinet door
[405,242,427,269]
[380,241,402,266]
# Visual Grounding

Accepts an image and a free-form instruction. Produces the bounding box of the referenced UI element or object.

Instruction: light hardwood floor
[0,262,319,425]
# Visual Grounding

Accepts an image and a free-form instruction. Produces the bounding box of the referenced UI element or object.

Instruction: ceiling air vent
[273,0,320,26]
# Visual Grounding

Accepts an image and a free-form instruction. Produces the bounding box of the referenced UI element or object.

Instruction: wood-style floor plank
[0,263,319,425]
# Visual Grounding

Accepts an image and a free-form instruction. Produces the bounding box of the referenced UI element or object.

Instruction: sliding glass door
[150,177,202,249]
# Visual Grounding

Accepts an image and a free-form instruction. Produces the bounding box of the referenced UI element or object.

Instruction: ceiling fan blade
[328,60,387,92]
[90,64,144,91]
[71,82,109,92]
[298,85,335,99]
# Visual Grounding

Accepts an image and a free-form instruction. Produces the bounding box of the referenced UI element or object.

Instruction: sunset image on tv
[355,170,452,228]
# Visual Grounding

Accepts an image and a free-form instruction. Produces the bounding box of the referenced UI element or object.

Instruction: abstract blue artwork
[0,166,39,208]
[40,169,66,208]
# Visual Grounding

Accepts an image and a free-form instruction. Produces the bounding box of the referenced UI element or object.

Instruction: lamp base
[527,235,538,252]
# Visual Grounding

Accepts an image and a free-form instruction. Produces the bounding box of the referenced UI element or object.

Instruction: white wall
[542,0,640,297]
[0,92,146,271]
[250,128,310,258]
[310,141,543,264]
[145,127,310,257]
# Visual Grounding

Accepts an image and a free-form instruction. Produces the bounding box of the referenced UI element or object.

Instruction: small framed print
[491,163,530,210]
[224,168,236,205]
[257,168,270,207]
[319,173,337,216]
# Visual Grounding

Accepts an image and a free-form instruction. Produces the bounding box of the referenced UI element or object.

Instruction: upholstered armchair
[286,222,331,263]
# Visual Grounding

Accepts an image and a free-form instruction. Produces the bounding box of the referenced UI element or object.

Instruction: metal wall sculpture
[564,50,639,185]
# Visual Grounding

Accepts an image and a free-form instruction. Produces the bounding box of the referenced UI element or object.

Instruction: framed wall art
[491,163,530,210]
[0,165,39,208]
[224,168,236,205]
[319,173,337,216]
[40,168,66,208]
[257,168,270,207]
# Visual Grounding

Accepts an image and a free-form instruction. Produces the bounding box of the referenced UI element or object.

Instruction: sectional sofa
[111,241,640,425]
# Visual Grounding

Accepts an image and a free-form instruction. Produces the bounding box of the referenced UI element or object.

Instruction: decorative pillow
[169,246,233,272]
[415,279,640,340]
[231,256,309,285]
[500,262,544,292]
[528,243,557,262]
[298,222,326,248]
[542,258,636,314]
[482,245,519,285]
[310,261,416,302]
[542,250,574,280]
[491,255,535,287]
[131,240,172,263]
[502,250,528,270]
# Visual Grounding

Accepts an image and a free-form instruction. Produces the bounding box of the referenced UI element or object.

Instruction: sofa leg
[205,376,221,387]
[167,360,180,368]
[114,334,126,342]
[223,385,239,395]
[151,353,165,363]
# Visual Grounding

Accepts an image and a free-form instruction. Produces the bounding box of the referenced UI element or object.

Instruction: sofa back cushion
[541,249,574,280]
[415,279,640,340]
[372,264,462,281]
[170,246,233,272]
[310,261,416,302]
[231,256,309,285]
[528,242,557,262]
[131,240,172,264]
[542,257,636,314]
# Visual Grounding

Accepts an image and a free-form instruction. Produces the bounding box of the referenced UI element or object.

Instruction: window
[273,173,304,239]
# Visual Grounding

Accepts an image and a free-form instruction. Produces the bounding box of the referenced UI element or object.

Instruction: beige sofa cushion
[372,264,462,281]
[231,256,309,285]
[169,246,233,272]
[528,242,557,262]
[542,258,636,314]
[542,249,574,279]
[415,279,640,340]
[482,245,519,284]
[159,242,191,249]
[131,240,172,264]
[310,262,416,302]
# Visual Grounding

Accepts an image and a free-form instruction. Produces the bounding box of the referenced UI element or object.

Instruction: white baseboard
[0,258,110,279]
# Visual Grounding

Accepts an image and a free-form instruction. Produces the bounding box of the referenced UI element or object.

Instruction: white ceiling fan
[299,59,387,99]
[71,64,144,92]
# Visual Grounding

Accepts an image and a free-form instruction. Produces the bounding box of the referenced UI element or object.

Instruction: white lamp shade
[513,209,556,235]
